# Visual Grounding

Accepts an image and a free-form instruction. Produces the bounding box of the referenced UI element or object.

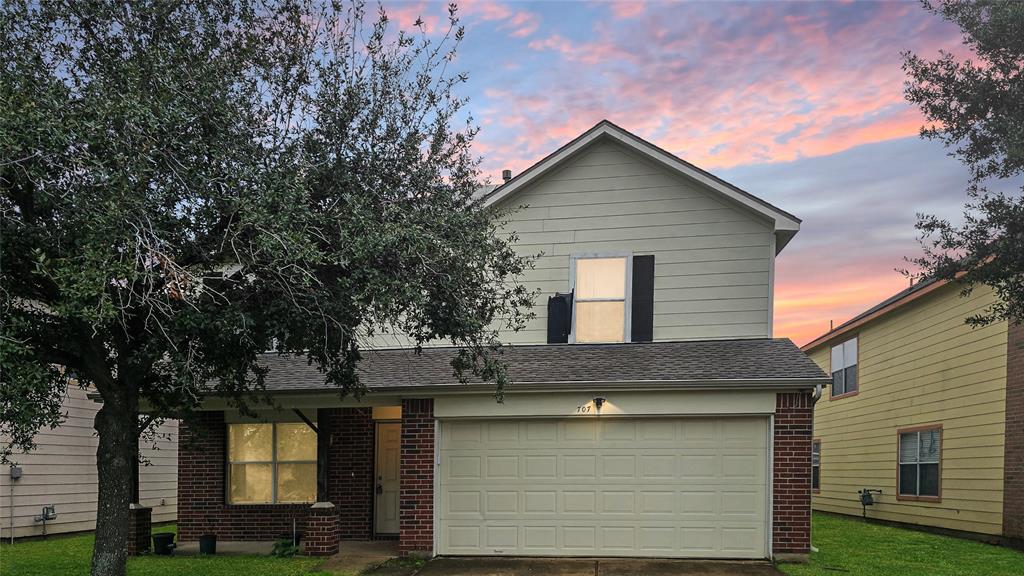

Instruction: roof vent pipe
[502,169,512,182]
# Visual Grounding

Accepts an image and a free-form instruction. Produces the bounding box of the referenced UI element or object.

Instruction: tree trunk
[90,391,138,576]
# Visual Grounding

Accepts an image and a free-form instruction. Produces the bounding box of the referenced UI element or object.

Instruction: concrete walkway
[320,540,400,574]
[415,557,784,576]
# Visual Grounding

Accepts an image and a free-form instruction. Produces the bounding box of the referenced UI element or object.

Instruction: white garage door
[438,416,769,558]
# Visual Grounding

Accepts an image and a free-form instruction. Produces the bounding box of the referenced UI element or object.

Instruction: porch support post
[305,502,339,556]
[399,398,435,558]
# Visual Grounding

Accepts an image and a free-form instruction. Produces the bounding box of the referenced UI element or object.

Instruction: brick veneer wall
[773,391,813,556]
[177,408,374,541]
[323,407,375,539]
[1005,321,1024,543]
[399,399,434,557]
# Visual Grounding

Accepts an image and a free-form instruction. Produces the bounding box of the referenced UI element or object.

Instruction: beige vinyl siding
[0,384,178,538]
[494,139,773,344]
[808,283,1007,535]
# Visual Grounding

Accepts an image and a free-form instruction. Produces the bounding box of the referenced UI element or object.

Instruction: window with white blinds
[811,440,821,491]
[830,337,858,397]
[572,256,630,343]
[898,427,941,498]
[228,422,317,504]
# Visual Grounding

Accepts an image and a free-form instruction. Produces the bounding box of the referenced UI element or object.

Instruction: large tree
[902,0,1024,325]
[0,1,533,575]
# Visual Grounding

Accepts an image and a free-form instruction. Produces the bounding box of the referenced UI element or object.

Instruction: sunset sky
[383,0,974,345]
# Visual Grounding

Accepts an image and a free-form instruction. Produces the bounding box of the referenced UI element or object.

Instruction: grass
[2,514,1023,575]
[0,525,330,576]
[780,512,1024,576]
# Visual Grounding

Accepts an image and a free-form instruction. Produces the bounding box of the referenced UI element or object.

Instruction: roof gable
[483,120,801,252]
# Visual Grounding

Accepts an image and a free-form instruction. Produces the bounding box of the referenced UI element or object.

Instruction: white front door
[375,422,401,534]
[437,416,769,558]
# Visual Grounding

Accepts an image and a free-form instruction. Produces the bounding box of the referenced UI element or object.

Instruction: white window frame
[830,336,858,398]
[227,422,317,505]
[811,439,821,491]
[568,252,633,344]
[897,426,942,500]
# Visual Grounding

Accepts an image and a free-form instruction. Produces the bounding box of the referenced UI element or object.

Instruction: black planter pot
[199,534,217,555]
[152,532,176,556]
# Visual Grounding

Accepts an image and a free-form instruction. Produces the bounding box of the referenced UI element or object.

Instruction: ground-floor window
[227,422,317,504]
[898,425,941,500]
[811,439,821,491]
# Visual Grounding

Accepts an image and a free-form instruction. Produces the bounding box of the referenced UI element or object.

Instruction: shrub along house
[171,121,827,561]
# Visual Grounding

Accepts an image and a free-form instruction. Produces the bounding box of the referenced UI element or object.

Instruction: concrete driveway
[415,557,784,576]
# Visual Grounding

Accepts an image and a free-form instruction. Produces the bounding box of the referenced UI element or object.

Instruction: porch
[176,398,434,557]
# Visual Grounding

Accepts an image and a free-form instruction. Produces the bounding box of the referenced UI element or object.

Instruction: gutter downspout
[809,382,822,554]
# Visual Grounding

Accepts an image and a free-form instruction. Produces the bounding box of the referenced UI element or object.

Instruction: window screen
[811,440,821,491]
[573,257,628,343]
[898,428,941,498]
[830,337,858,397]
[228,422,317,504]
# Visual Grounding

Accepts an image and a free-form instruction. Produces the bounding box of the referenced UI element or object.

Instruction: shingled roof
[257,338,828,392]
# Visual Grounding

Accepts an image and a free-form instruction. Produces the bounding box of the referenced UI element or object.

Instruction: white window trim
[898,428,941,498]
[568,252,633,344]
[830,336,858,397]
[227,422,317,505]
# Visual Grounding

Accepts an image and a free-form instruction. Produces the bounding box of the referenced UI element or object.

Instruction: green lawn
[0,525,329,576]
[2,514,1022,575]
[781,513,1024,576]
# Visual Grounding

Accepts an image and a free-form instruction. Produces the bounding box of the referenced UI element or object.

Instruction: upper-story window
[571,255,630,343]
[830,336,858,398]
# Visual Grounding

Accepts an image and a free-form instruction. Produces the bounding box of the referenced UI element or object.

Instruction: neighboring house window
[898,426,942,500]
[228,422,317,504]
[572,255,630,343]
[811,440,821,491]
[830,337,858,397]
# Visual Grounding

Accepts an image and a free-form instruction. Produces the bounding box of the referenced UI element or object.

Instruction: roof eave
[230,377,830,397]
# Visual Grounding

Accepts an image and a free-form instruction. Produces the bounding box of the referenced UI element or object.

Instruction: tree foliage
[0,1,533,574]
[902,0,1024,325]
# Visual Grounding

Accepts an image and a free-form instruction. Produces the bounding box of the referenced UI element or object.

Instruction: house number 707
[575,404,592,414]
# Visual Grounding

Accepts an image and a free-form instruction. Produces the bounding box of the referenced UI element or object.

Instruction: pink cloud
[608,1,645,19]
[460,0,542,38]
[384,1,440,34]
[478,1,965,180]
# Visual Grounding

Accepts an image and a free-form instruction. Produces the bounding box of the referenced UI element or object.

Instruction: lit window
[811,440,820,491]
[573,256,628,343]
[899,427,941,499]
[830,337,858,397]
[228,422,317,504]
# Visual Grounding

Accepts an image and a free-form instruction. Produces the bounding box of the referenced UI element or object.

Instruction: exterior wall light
[593,396,606,413]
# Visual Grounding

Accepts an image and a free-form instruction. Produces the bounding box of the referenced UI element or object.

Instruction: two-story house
[803,279,1023,547]
[172,121,827,561]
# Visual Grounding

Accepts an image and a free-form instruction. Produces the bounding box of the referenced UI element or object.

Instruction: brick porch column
[304,502,340,556]
[773,391,813,561]
[399,399,434,558]
[127,504,152,556]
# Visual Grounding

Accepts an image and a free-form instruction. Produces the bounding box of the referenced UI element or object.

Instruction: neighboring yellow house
[802,280,1023,545]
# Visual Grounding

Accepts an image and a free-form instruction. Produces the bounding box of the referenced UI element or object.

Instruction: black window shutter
[631,255,655,342]
[547,291,573,343]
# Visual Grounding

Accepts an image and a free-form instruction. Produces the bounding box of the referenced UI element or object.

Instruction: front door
[374,422,401,534]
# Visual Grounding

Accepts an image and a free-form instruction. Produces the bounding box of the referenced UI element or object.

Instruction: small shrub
[271,538,300,558]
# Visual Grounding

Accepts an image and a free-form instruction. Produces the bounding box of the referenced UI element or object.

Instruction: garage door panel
[439,417,768,558]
